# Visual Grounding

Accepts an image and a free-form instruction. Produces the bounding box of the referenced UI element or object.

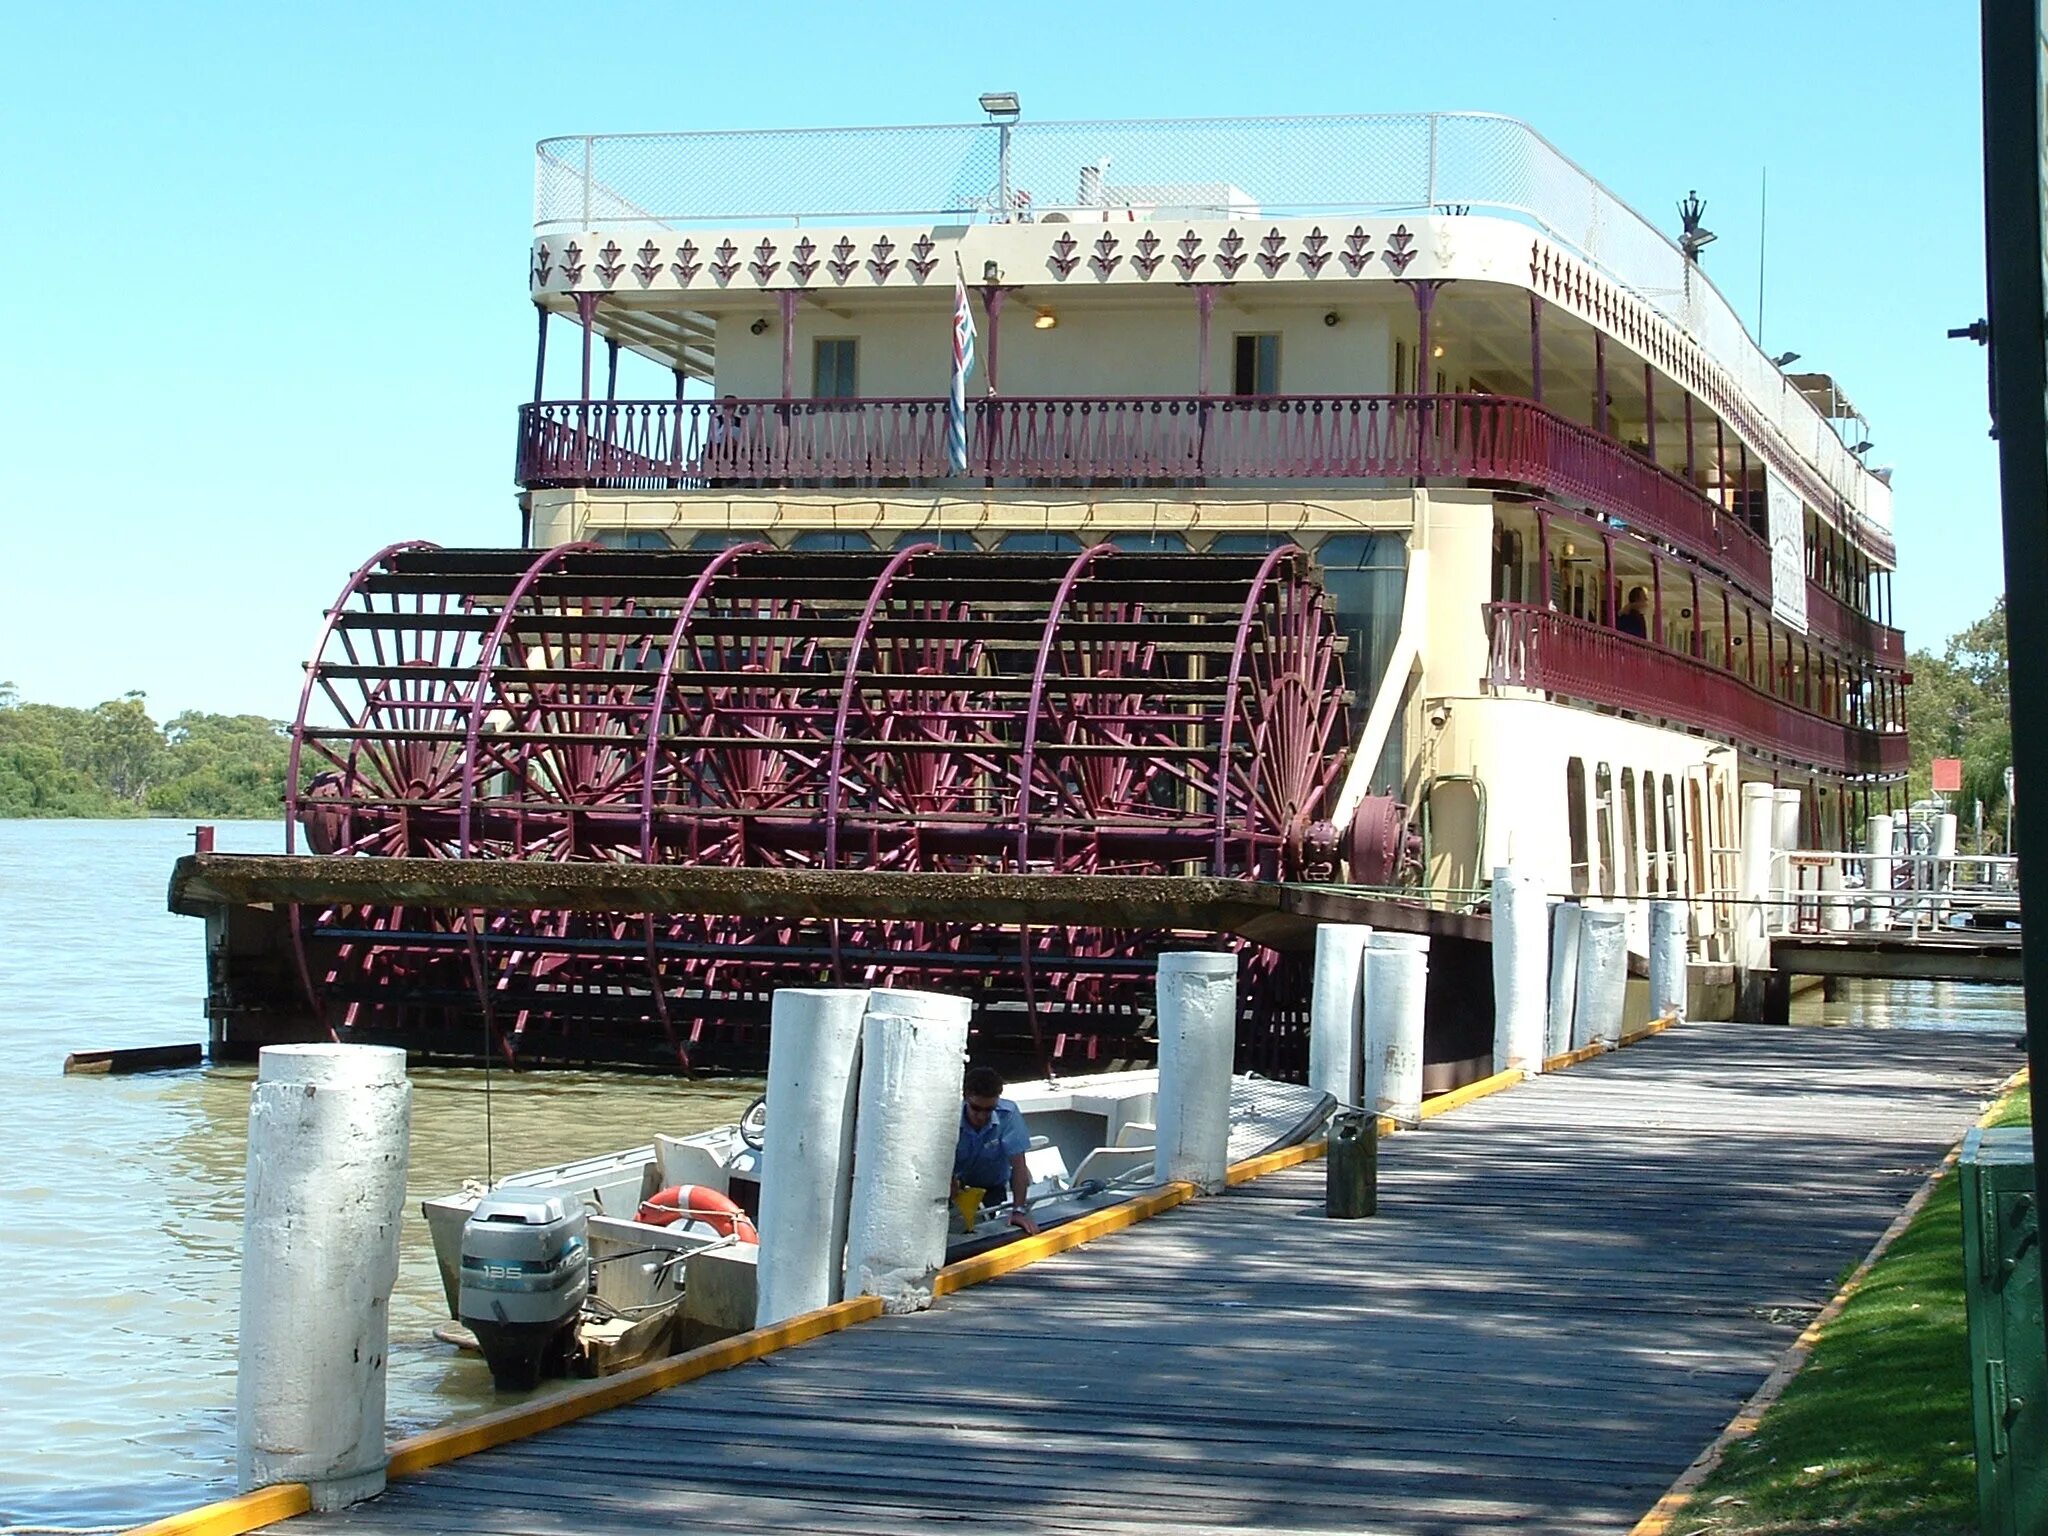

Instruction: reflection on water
[0,821,759,1527]
[1788,975,2029,1035]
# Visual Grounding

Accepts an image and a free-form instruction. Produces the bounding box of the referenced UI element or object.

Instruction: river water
[0,820,760,1528]
[0,820,2027,1526]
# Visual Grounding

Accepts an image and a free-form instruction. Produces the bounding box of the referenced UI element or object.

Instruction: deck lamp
[1850,439,1874,455]
[1677,190,1716,263]
[1034,308,1058,329]
[979,91,1021,118]
[1771,351,1801,368]
[979,91,1022,223]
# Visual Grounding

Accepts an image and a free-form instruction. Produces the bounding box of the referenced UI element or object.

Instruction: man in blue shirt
[953,1066,1039,1234]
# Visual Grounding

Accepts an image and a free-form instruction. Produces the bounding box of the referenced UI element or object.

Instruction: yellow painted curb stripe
[1225,1137,1327,1184]
[1544,1013,1679,1074]
[1420,1067,1524,1118]
[384,1293,882,1477]
[931,1181,1195,1295]
[124,1481,311,1536]
[1628,1061,2033,1536]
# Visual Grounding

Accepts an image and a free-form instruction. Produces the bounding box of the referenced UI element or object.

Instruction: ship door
[1421,774,1486,903]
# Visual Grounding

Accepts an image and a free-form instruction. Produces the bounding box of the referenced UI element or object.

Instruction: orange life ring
[637,1184,759,1244]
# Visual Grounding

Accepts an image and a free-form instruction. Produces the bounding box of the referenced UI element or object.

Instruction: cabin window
[1595,763,1616,897]
[894,529,981,551]
[589,529,674,551]
[1232,333,1281,396]
[1566,758,1590,897]
[789,530,878,551]
[1662,775,1681,896]
[1620,769,1640,899]
[997,530,1085,553]
[1100,531,1191,554]
[812,338,858,399]
[1642,771,1661,895]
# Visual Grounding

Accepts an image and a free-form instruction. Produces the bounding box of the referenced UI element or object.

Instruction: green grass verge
[1678,1077,2031,1535]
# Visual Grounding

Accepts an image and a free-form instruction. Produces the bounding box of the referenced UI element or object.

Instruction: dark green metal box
[1961,1126,2046,1535]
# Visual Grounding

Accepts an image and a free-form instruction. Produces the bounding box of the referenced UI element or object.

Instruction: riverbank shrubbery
[0,684,291,819]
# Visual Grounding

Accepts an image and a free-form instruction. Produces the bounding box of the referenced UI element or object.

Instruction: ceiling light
[1033,308,1058,330]
[1431,344,1444,358]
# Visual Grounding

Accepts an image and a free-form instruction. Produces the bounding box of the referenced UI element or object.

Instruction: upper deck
[529,112,1892,559]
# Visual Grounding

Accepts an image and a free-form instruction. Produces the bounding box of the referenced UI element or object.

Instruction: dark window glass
[789,530,878,551]
[1232,333,1280,395]
[812,338,858,399]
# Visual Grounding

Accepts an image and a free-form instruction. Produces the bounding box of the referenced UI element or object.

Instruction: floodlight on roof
[1850,439,1874,455]
[979,91,1021,119]
[1771,350,1801,368]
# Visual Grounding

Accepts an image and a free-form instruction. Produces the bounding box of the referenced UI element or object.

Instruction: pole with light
[979,91,1021,221]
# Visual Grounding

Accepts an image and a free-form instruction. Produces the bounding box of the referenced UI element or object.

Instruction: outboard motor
[459,1189,589,1390]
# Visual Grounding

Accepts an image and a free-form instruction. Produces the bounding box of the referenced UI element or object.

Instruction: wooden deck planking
[285,1023,2014,1536]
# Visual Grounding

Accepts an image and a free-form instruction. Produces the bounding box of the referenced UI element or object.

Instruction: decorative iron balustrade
[518,392,1779,597]
[1485,602,1908,778]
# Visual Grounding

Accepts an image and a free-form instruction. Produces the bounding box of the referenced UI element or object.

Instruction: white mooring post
[1545,900,1581,1062]
[1934,811,1959,924]
[843,990,970,1314]
[1572,905,1628,1050]
[1736,782,1778,971]
[1649,899,1688,1023]
[1155,951,1239,1192]
[1363,932,1429,1126]
[754,987,869,1327]
[1309,924,1371,1106]
[1864,812,1896,931]
[1491,866,1548,1075]
[237,1044,411,1510]
[1822,860,1852,932]
[1772,788,1804,931]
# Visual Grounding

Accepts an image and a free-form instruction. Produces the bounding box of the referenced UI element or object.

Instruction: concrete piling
[1865,813,1895,931]
[1309,924,1371,1106]
[1649,899,1688,1023]
[754,987,868,1328]
[1546,900,1581,1061]
[1363,932,1429,1126]
[1572,906,1628,1049]
[1154,951,1239,1192]
[1491,866,1549,1075]
[844,990,969,1314]
[237,1044,411,1510]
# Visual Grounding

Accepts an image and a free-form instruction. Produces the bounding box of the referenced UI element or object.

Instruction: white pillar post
[1491,867,1548,1075]
[1648,899,1688,1022]
[1309,924,1371,1105]
[1363,932,1429,1125]
[1154,951,1238,1192]
[754,988,868,1327]
[1736,782,1777,970]
[1822,860,1851,932]
[1934,811,1959,924]
[843,990,970,1314]
[1864,812,1895,931]
[1772,787,1803,930]
[1573,905,1628,1049]
[237,1045,411,1510]
[1545,901,1580,1062]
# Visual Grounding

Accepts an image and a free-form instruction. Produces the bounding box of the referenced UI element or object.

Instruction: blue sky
[0,2,2000,719]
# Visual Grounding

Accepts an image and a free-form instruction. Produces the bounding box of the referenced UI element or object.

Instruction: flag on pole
[948,277,978,473]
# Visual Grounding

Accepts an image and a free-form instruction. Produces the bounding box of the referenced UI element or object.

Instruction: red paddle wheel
[285,544,1352,1074]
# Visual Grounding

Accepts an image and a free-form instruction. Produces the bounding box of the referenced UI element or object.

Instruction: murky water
[0,822,2028,1526]
[0,820,760,1527]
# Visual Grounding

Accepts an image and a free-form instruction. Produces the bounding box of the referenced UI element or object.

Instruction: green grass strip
[1679,1081,2032,1535]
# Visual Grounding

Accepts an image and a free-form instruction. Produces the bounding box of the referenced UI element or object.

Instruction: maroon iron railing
[1486,603,1908,777]
[1803,581,1905,665]
[518,394,1779,595]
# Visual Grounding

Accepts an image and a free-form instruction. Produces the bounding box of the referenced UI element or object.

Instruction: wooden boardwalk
[287,1023,2015,1535]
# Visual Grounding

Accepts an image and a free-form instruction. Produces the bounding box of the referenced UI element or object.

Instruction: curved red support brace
[823,543,936,871]
[454,542,602,858]
[1211,545,1303,874]
[635,541,774,862]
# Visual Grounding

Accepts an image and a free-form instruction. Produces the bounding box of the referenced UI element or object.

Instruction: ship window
[1662,774,1681,896]
[894,530,982,551]
[997,531,1085,553]
[1232,333,1281,396]
[1642,770,1661,895]
[789,530,878,551]
[1620,769,1640,900]
[1207,533,1291,554]
[1566,757,1590,897]
[812,338,858,399]
[689,530,755,551]
[1595,763,1615,898]
[588,529,674,551]
[1100,531,1190,553]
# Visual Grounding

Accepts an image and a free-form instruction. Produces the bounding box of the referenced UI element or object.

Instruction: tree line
[0,684,294,819]
[1902,596,2011,848]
